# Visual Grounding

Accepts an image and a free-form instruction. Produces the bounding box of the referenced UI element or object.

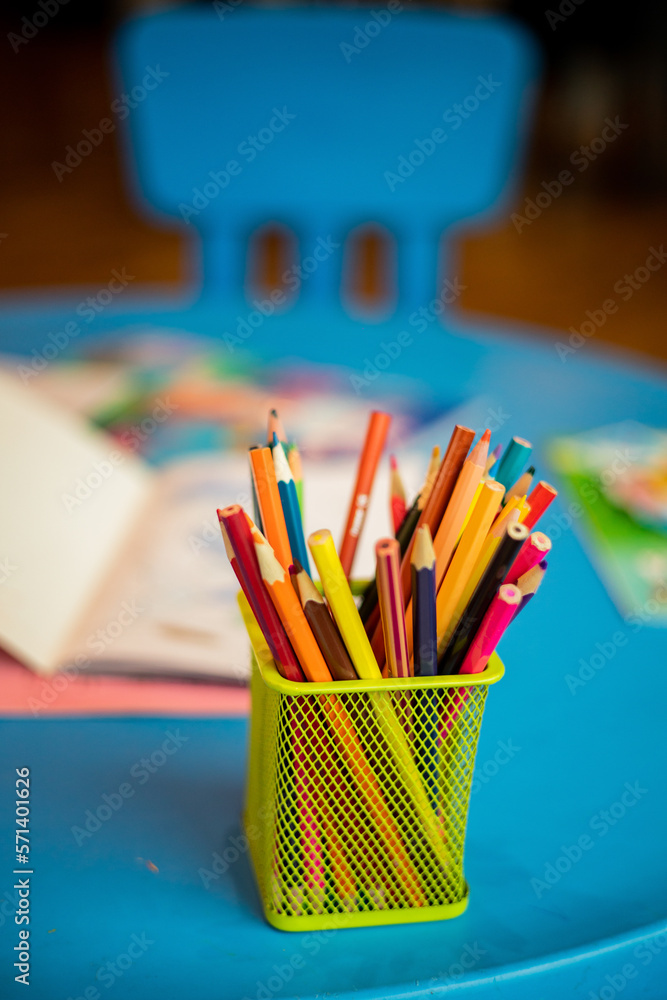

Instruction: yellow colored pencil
[308,528,451,871]
[308,528,381,680]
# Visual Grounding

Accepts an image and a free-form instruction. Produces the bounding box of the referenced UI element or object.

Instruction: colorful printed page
[548,421,667,626]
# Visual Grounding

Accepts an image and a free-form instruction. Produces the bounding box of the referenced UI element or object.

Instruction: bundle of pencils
[219,408,556,911]
[221,408,556,688]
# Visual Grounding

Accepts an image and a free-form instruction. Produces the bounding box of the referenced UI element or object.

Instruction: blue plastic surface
[1,7,666,998]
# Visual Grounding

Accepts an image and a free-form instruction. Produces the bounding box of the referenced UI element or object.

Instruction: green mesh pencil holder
[240,598,504,932]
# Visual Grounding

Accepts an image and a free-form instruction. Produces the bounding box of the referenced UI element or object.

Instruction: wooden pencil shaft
[302,600,358,681]
[438,522,527,674]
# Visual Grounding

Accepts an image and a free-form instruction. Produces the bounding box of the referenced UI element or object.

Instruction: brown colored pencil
[370,424,475,668]
[291,562,357,681]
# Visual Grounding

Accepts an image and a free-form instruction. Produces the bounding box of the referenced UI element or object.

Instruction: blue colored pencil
[272,433,310,573]
[494,436,532,491]
[411,525,437,676]
[411,525,438,806]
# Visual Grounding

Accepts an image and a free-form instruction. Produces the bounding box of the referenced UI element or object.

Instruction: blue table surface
[1,294,666,999]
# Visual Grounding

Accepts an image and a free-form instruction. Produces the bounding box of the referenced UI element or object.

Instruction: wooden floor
[1,31,665,362]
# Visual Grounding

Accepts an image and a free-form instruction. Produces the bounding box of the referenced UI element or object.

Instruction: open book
[0,368,430,682]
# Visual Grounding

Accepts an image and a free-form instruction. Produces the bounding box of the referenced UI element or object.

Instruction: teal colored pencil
[272,434,310,573]
[495,436,532,491]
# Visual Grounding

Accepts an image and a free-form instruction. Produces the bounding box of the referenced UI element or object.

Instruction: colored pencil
[484,442,503,478]
[217,505,304,682]
[389,455,407,535]
[267,407,287,445]
[291,562,357,681]
[358,447,436,627]
[451,507,521,630]
[431,431,490,592]
[290,712,326,913]
[494,436,532,491]
[439,521,528,674]
[308,529,381,680]
[411,526,437,677]
[514,560,547,618]
[375,537,410,678]
[459,584,521,675]
[287,444,304,516]
[435,479,505,654]
[308,529,450,868]
[505,465,535,504]
[249,445,292,571]
[373,425,475,666]
[339,410,392,578]
[272,434,310,573]
[523,480,558,530]
[248,449,264,532]
[254,538,332,683]
[505,530,552,586]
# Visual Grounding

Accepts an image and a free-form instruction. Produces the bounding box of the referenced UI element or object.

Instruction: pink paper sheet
[0,654,250,717]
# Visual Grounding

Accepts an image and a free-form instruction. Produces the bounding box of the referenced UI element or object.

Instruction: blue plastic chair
[1,8,666,1000]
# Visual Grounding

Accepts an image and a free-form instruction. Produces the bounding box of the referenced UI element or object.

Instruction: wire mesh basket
[240,597,504,931]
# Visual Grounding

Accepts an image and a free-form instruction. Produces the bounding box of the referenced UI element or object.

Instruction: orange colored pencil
[249,445,292,571]
[254,537,332,683]
[267,407,287,445]
[339,411,392,578]
[432,431,490,591]
[435,479,505,652]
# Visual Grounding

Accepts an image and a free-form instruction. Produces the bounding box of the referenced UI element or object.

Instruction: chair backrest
[115,6,537,311]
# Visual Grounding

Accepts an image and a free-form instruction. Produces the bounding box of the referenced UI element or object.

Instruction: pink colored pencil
[375,537,410,678]
[505,531,552,586]
[459,584,522,676]
[443,584,521,737]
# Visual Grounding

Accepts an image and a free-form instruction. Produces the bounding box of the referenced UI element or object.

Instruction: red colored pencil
[522,481,558,530]
[389,455,407,535]
[217,505,304,682]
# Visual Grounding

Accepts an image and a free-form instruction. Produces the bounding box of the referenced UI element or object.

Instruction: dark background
[1,0,666,358]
